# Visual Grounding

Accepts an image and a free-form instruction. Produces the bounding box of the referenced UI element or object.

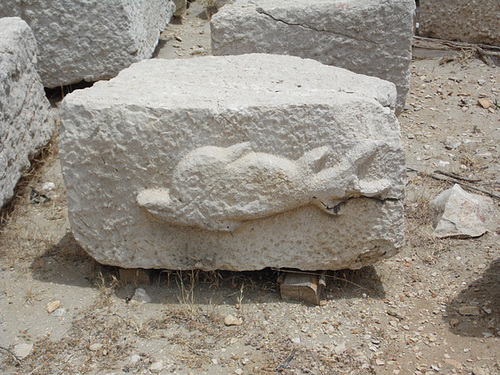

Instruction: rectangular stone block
[0,17,54,208]
[210,0,415,114]
[0,0,176,88]
[419,0,500,46]
[60,54,405,271]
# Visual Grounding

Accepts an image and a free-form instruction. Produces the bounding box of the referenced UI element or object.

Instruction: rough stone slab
[210,0,415,114]
[0,0,175,88]
[0,17,54,208]
[419,0,500,46]
[60,54,405,271]
[430,184,495,238]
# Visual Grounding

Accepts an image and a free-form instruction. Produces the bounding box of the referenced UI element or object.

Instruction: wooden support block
[279,272,325,305]
[119,268,151,285]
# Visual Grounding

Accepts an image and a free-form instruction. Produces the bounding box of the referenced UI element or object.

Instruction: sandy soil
[1,1,499,374]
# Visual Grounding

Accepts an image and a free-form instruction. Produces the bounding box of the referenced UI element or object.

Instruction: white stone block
[60,54,405,271]
[419,0,500,46]
[0,17,54,208]
[211,0,415,114]
[0,0,175,88]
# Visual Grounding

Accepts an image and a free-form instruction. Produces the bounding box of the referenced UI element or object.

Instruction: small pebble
[224,314,242,326]
[150,361,164,373]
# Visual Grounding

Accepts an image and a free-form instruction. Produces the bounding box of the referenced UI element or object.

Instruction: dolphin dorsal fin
[298,146,330,173]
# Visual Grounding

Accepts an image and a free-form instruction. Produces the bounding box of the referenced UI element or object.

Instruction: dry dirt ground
[1,2,499,374]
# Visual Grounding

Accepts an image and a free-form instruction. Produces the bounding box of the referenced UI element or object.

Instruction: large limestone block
[60,54,405,271]
[419,0,500,46]
[0,17,54,208]
[210,0,415,114]
[0,0,175,88]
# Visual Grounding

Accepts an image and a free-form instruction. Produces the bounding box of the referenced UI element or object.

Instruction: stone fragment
[419,0,500,46]
[444,137,461,150]
[280,272,325,305]
[150,362,164,373]
[224,314,243,326]
[53,308,67,317]
[60,54,405,271]
[458,306,481,316]
[0,1,175,88]
[13,343,33,359]
[430,185,495,238]
[211,0,415,114]
[132,288,152,303]
[478,99,493,109]
[89,343,104,351]
[46,300,61,313]
[0,18,54,208]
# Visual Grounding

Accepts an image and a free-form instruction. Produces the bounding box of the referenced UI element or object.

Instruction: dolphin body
[137,141,391,231]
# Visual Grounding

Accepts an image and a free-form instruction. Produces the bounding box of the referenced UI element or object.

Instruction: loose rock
[132,288,152,303]
[430,184,495,238]
[224,314,243,326]
[458,306,480,316]
[46,300,61,313]
[150,362,164,373]
[13,343,33,359]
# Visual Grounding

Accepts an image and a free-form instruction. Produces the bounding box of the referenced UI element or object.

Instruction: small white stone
[42,182,56,191]
[13,343,33,359]
[53,308,67,317]
[150,361,164,373]
[89,343,103,351]
[130,354,141,364]
[224,314,242,326]
[132,288,152,303]
[291,337,301,345]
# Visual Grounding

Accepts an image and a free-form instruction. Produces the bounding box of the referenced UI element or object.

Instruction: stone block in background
[60,54,405,271]
[419,0,500,46]
[0,0,176,88]
[0,17,54,208]
[173,0,186,16]
[210,0,415,114]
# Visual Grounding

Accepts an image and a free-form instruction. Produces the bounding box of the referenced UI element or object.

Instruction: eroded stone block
[60,54,405,271]
[211,0,415,114]
[0,0,175,88]
[0,17,54,208]
[419,0,500,46]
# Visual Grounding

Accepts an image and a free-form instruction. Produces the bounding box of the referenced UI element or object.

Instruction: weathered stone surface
[0,17,54,208]
[430,185,495,238]
[60,54,405,271]
[0,0,175,88]
[419,0,500,46]
[173,0,186,16]
[211,0,415,114]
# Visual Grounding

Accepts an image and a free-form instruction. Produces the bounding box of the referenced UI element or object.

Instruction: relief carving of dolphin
[137,141,391,231]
